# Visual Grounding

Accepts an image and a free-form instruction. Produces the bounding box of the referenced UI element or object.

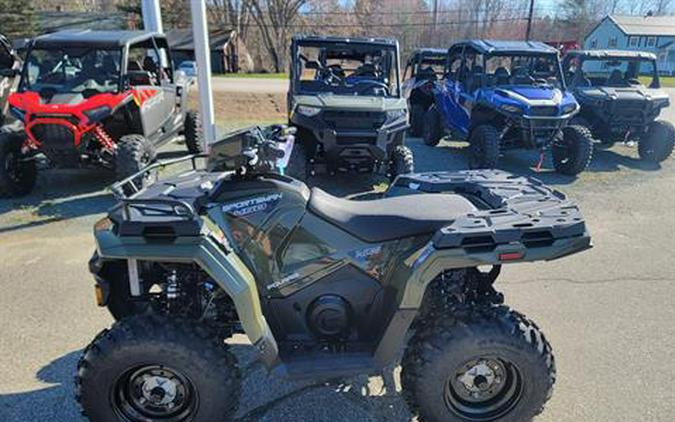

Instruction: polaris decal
[266,272,301,291]
[412,242,435,269]
[222,193,283,217]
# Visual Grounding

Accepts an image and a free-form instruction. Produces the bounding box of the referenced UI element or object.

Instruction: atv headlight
[84,106,112,123]
[295,105,321,117]
[386,109,407,121]
[561,103,578,114]
[500,104,523,114]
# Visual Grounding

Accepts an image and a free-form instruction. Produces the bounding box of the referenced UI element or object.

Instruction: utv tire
[410,104,426,137]
[115,134,157,192]
[388,145,414,181]
[0,132,37,198]
[468,125,500,169]
[638,120,675,163]
[423,106,443,146]
[76,314,241,422]
[552,125,593,175]
[184,111,205,154]
[402,305,555,422]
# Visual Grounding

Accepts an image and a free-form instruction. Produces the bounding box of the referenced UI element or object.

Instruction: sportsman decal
[222,193,283,217]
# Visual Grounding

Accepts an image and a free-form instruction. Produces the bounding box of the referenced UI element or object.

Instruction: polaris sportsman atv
[78,125,592,422]
[402,48,447,136]
[424,40,594,175]
[562,50,674,163]
[0,30,203,197]
[287,35,412,180]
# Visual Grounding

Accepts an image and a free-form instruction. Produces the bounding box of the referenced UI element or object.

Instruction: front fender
[93,226,279,367]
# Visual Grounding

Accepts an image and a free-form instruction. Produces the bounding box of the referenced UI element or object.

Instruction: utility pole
[141,0,163,33]
[190,0,217,150]
[525,0,535,41]
[432,0,439,46]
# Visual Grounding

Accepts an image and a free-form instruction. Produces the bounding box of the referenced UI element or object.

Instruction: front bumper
[292,111,409,171]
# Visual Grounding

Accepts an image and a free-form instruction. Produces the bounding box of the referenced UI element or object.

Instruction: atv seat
[308,188,477,243]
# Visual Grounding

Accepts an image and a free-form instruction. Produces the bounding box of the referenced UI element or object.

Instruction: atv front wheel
[638,120,675,163]
[184,111,205,154]
[115,134,157,191]
[423,106,443,146]
[402,305,555,422]
[388,145,414,181]
[76,314,241,422]
[468,125,500,169]
[552,125,593,175]
[410,104,426,137]
[0,132,37,198]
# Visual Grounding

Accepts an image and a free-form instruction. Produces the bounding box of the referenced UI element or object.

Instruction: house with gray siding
[584,15,675,74]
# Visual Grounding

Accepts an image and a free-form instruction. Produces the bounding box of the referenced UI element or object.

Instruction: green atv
[78,125,591,422]
[287,35,413,180]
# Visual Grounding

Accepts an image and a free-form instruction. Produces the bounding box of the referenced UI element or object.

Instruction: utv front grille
[337,136,377,145]
[528,106,558,117]
[323,110,386,130]
[30,123,79,166]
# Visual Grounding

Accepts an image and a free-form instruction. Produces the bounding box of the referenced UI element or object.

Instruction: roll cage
[562,50,660,89]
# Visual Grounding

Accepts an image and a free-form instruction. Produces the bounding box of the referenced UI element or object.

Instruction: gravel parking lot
[0,89,674,422]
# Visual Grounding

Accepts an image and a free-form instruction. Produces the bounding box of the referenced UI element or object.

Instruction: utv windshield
[294,42,399,97]
[19,47,122,95]
[481,53,563,88]
[575,57,657,88]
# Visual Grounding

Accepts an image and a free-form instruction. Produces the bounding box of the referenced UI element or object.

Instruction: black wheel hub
[444,356,523,421]
[113,365,197,421]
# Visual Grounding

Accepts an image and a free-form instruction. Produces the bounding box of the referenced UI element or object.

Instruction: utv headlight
[562,103,579,114]
[84,105,112,123]
[500,104,523,114]
[386,109,407,121]
[295,105,321,117]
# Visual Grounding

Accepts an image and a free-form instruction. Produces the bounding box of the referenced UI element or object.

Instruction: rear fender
[93,227,279,367]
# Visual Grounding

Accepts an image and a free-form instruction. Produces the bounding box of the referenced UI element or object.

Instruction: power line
[239,17,530,29]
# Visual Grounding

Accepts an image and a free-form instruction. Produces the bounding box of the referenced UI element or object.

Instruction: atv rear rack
[389,170,590,253]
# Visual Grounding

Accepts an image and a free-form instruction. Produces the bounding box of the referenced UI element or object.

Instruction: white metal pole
[141,0,163,33]
[190,0,217,149]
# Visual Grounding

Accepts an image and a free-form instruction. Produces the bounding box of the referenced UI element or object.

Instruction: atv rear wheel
[468,125,500,169]
[402,305,555,422]
[184,111,204,154]
[115,134,157,191]
[552,125,593,176]
[423,105,443,146]
[638,120,675,163]
[388,145,414,181]
[0,132,37,198]
[76,314,241,422]
[410,103,426,137]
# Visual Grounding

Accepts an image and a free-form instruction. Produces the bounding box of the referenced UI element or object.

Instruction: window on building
[590,39,598,48]
[608,37,618,48]
[646,36,657,47]
[629,36,639,48]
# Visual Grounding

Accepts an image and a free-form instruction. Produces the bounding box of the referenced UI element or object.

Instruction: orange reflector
[499,252,524,261]
[94,285,105,307]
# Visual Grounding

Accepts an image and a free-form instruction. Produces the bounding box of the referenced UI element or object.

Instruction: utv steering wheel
[354,80,389,95]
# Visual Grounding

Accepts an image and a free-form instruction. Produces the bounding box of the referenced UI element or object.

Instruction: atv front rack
[389,170,589,253]
[110,153,207,199]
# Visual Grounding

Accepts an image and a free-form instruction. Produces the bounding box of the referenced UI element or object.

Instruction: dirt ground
[189,91,286,123]
[1,87,674,422]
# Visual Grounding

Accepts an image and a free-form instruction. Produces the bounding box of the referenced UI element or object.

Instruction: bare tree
[246,0,306,73]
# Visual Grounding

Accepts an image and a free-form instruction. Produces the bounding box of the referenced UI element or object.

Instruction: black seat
[308,188,477,243]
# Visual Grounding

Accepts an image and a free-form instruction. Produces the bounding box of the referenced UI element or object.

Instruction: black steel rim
[444,356,523,421]
[112,365,197,421]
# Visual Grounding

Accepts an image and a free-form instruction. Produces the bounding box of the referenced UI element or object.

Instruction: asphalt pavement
[0,90,674,422]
